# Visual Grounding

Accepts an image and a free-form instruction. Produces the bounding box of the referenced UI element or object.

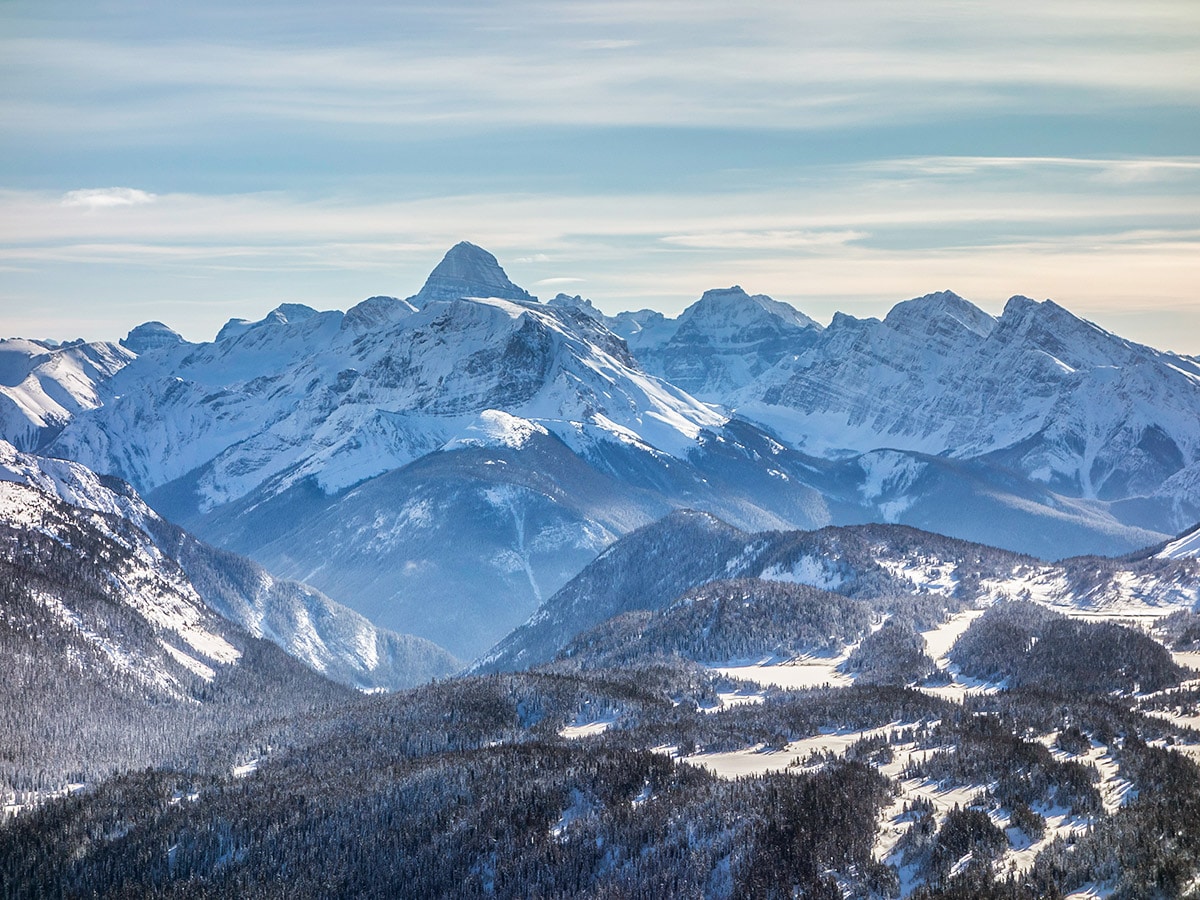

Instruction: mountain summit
[611,285,824,399]
[407,241,536,307]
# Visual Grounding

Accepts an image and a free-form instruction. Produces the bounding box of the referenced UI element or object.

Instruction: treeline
[0,742,894,898]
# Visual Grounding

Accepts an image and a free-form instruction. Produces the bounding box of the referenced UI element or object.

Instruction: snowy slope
[1159,523,1200,559]
[0,478,243,695]
[0,441,457,689]
[0,338,133,452]
[726,292,1200,528]
[0,475,361,803]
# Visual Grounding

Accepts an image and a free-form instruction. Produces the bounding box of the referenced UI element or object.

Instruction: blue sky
[2,0,1198,351]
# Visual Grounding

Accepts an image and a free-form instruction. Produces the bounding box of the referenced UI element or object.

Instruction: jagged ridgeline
[3,242,1197,659]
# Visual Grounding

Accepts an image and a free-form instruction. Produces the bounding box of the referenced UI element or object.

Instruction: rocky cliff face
[406,240,537,307]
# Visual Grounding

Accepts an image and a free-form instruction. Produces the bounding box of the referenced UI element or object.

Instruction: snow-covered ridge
[0,441,457,690]
[726,291,1200,526]
[1159,524,1200,559]
[49,286,726,512]
[759,534,1200,618]
[483,512,1200,674]
[0,478,241,694]
[0,338,133,452]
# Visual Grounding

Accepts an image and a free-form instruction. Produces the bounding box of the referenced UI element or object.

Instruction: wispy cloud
[2,160,1198,351]
[660,230,867,250]
[61,187,157,209]
[3,2,1197,136]
[860,156,1200,183]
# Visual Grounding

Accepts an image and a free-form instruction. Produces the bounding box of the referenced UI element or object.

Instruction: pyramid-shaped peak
[1001,294,1039,318]
[884,290,995,338]
[269,303,320,324]
[1000,295,1118,343]
[683,286,820,331]
[438,241,501,271]
[408,242,536,307]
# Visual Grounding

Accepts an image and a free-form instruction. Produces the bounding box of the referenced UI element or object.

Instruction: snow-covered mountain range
[729,292,1200,518]
[4,241,1197,659]
[578,285,1200,535]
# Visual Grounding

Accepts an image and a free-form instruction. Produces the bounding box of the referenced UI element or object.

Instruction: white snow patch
[1064,884,1116,899]
[713,652,853,691]
[559,718,616,739]
[443,409,549,450]
[232,759,260,779]
[921,608,985,663]
[688,722,919,780]
[760,556,845,591]
[161,642,216,681]
[707,690,766,711]
[1160,527,1200,559]
[550,789,594,840]
[859,451,925,503]
[875,555,959,595]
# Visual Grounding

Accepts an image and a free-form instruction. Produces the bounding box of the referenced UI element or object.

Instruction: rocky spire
[407,241,536,307]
